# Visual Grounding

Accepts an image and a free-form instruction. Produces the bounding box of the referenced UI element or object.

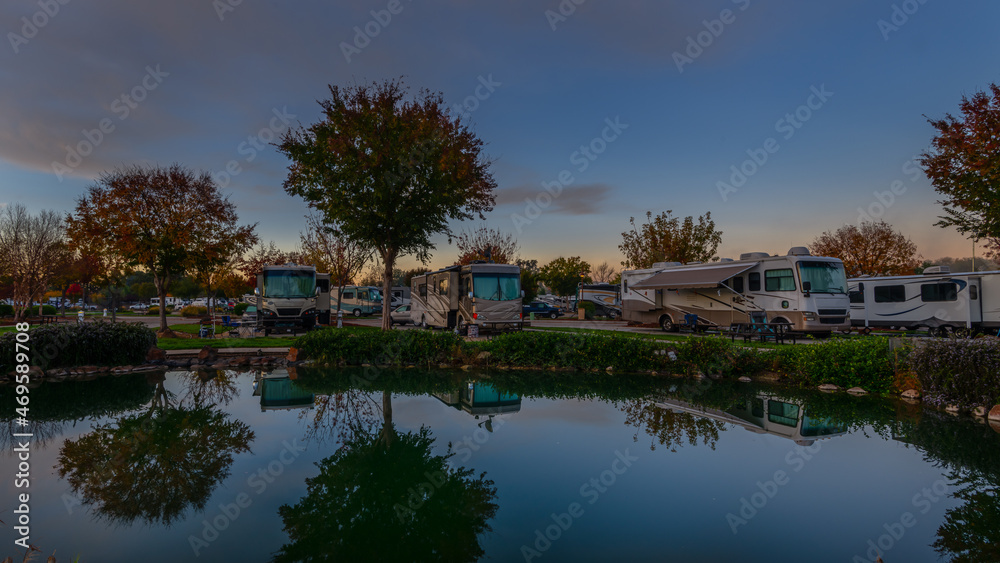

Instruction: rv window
[748,272,761,292]
[764,269,795,292]
[316,279,330,293]
[438,278,449,295]
[767,400,799,427]
[623,279,628,294]
[873,285,905,303]
[342,291,354,300]
[921,283,958,302]
[970,285,978,300]
[730,277,744,294]
[849,283,865,304]
[418,284,427,298]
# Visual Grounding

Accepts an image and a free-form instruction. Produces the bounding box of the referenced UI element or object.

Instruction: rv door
[970,278,982,327]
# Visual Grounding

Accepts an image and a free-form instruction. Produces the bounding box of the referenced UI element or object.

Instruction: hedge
[0,321,157,373]
[293,328,898,388]
[906,338,1000,410]
[181,305,208,318]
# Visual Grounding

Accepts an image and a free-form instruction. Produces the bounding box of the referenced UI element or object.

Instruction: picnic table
[729,321,798,344]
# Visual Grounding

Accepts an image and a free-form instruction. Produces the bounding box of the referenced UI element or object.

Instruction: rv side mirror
[468,292,473,299]
[521,290,525,297]
[254,287,260,296]
[315,287,321,296]
[802,281,811,292]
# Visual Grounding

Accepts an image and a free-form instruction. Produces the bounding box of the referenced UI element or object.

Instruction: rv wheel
[457,317,468,336]
[420,316,428,329]
[841,328,853,335]
[353,308,362,318]
[660,315,676,332]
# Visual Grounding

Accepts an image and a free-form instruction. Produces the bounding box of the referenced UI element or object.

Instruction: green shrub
[181,305,208,317]
[234,303,249,316]
[578,301,596,320]
[41,304,57,315]
[773,337,895,392]
[907,338,1000,410]
[0,304,13,317]
[294,327,462,367]
[0,321,157,373]
[147,306,160,316]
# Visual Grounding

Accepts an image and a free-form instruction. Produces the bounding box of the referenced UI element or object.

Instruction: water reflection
[253,369,315,411]
[273,386,499,562]
[55,372,255,526]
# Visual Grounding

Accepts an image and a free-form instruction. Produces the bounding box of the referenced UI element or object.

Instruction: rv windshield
[473,273,521,301]
[797,261,847,294]
[263,270,315,298]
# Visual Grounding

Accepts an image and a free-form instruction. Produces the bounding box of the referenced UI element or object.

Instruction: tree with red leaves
[67,164,257,334]
[920,83,1000,258]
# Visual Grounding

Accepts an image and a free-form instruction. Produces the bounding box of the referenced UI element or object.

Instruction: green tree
[619,210,722,269]
[67,164,258,334]
[540,256,591,296]
[517,259,540,302]
[920,84,1000,252]
[278,78,497,330]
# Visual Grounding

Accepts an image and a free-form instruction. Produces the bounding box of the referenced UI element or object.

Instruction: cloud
[495,182,614,215]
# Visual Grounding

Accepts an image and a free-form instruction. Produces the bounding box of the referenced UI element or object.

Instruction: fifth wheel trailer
[621,247,851,334]
[847,266,1000,334]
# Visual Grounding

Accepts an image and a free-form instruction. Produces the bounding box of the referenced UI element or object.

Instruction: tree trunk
[380,250,397,331]
[59,286,67,317]
[153,271,171,333]
[381,390,394,449]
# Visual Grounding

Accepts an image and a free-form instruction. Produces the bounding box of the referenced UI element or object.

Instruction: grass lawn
[156,321,296,349]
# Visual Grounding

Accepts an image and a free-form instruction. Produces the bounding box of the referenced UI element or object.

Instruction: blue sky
[2,0,998,271]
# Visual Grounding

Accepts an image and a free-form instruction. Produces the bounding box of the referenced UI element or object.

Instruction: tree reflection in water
[620,398,725,452]
[56,372,254,526]
[273,391,498,562]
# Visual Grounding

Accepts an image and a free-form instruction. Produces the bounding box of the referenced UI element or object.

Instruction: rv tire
[660,315,677,333]
[353,308,362,318]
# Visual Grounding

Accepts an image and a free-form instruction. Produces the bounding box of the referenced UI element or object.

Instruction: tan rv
[621,247,850,334]
[410,262,523,333]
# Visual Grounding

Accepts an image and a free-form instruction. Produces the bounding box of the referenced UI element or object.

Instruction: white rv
[255,264,331,331]
[410,262,523,333]
[847,266,1000,334]
[621,247,850,334]
[578,283,621,318]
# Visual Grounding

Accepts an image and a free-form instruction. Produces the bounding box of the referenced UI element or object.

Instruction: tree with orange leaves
[811,220,919,278]
[67,164,257,334]
[454,225,519,265]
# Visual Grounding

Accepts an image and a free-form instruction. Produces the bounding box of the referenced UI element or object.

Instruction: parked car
[129,303,148,310]
[390,304,412,325]
[522,301,563,319]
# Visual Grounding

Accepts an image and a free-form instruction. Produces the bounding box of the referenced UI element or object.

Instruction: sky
[2,0,998,272]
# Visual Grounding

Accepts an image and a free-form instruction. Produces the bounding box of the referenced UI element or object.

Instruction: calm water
[2,367,998,563]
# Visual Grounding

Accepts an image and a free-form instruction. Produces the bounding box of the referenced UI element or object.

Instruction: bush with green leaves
[294,327,463,367]
[578,301,596,319]
[906,338,1000,410]
[0,321,156,373]
[234,303,249,316]
[0,304,12,317]
[147,306,160,316]
[772,337,895,392]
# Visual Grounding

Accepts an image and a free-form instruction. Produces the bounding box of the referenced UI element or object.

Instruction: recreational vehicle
[331,285,383,317]
[410,262,523,333]
[389,286,411,308]
[847,266,1000,334]
[255,264,331,331]
[621,247,851,334]
[578,283,621,318]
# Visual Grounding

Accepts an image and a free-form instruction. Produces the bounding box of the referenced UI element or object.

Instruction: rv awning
[631,263,758,290]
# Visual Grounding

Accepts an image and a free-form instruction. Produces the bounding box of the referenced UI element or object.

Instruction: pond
[2,367,998,562]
